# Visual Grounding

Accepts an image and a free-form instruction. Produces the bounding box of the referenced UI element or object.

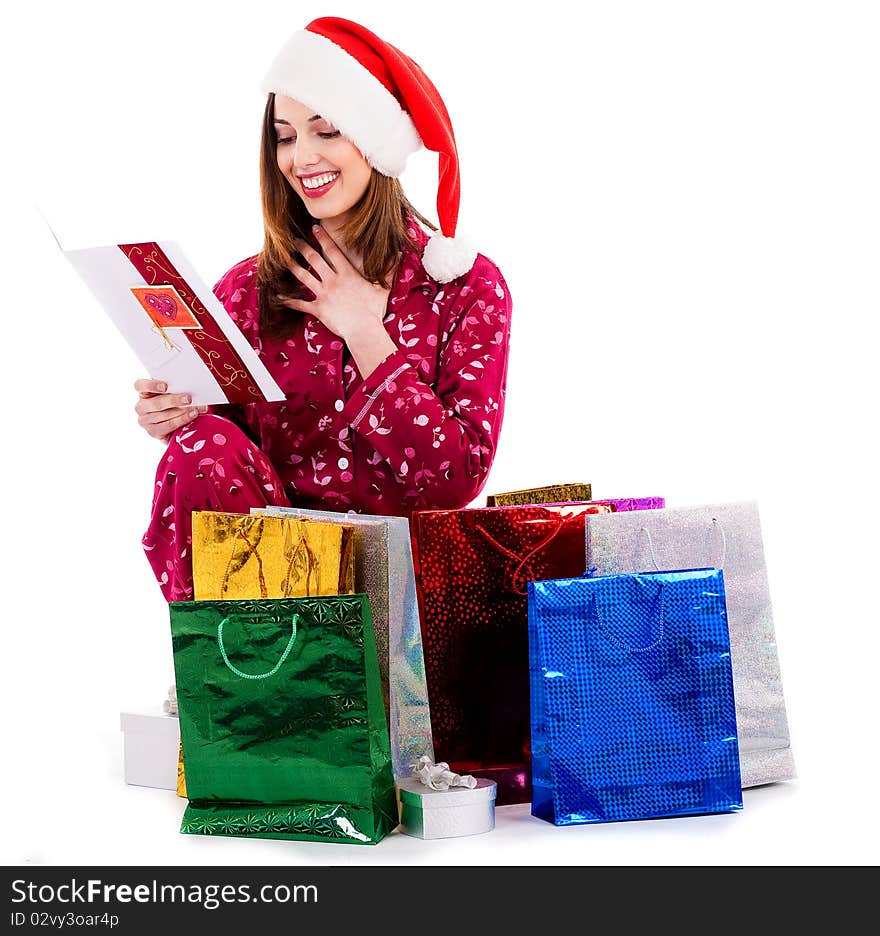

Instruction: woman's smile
[297,170,341,198]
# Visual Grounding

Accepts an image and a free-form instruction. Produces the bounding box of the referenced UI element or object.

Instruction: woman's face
[273,95,372,224]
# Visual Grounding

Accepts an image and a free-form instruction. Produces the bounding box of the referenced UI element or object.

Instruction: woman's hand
[281,225,398,379]
[281,225,392,346]
[134,379,207,442]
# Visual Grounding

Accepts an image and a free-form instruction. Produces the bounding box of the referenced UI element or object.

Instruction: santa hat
[261,16,477,283]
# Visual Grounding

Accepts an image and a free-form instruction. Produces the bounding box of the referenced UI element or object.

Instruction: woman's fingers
[150,408,203,441]
[293,237,336,280]
[134,378,168,397]
[138,404,199,427]
[288,257,323,293]
[290,240,335,292]
[278,295,308,314]
[135,391,195,418]
[311,225,348,270]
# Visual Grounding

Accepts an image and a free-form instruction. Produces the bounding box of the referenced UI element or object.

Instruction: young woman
[137,17,512,601]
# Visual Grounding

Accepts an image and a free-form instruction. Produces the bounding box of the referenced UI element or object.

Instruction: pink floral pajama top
[210,220,512,515]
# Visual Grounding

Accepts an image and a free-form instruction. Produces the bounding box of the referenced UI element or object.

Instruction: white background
[1,0,877,866]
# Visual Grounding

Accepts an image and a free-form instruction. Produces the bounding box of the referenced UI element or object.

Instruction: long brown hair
[258,92,436,339]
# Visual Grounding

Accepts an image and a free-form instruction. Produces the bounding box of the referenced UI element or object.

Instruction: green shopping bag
[169,594,398,844]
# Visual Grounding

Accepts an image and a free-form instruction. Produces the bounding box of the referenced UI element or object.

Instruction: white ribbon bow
[412,755,477,791]
[163,685,178,716]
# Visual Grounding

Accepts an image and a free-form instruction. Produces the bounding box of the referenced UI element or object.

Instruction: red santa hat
[261,16,477,283]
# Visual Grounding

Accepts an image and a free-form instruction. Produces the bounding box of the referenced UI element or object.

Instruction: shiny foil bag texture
[191,511,355,600]
[410,497,665,804]
[486,483,593,507]
[255,506,434,778]
[586,502,795,786]
[169,595,398,844]
[529,570,743,824]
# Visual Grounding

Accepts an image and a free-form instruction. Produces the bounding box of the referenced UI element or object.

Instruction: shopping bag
[191,510,355,600]
[411,497,664,804]
[586,502,794,786]
[528,569,743,824]
[254,506,434,778]
[170,594,398,844]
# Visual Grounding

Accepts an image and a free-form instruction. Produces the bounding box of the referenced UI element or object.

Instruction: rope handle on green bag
[589,587,665,653]
[641,517,727,571]
[217,614,300,680]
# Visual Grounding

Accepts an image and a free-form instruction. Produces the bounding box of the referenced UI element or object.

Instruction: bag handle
[474,515,566,595]
[641,518,726,571]
[217,614,300,680]
[589,585,665,653]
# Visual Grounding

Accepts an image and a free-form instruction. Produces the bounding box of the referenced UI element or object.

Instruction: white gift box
[119,711,180,790]
[397,778,497,839]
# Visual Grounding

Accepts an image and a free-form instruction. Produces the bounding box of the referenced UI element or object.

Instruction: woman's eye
[276,129,339,145]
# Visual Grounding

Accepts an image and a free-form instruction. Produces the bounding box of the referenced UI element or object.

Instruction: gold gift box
[486,483,593,507]
[191,511,355,601]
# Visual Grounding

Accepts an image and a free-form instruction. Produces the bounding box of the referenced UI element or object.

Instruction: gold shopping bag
[191,511,355,600]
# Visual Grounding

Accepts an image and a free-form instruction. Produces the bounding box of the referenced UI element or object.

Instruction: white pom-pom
[421,232,478,283]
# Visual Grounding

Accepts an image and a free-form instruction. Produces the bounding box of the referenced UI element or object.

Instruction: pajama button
[338,457,349,469]
[334,399,344,412]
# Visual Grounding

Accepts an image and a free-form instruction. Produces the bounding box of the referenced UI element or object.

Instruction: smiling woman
[135,16,513,602]
[258,93,436,350]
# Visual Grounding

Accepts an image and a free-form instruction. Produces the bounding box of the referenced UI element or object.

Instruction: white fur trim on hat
[261,30,422,177]
[421,232,478,284]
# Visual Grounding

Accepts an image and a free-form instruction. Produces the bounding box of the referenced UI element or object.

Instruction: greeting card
[62,238,284,406]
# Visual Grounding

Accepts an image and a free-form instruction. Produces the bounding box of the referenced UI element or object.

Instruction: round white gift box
[397,778,497,840]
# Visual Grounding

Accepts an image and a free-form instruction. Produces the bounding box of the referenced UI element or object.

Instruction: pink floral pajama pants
[142,414,291,602]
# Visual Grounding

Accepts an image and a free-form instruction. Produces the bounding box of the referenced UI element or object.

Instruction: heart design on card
[145,292,179,319]
[130,284,201,329]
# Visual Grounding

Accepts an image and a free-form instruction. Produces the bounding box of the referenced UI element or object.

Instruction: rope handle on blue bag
[590,586,665,653]
[217,614,300,680]
[641,517,727,571]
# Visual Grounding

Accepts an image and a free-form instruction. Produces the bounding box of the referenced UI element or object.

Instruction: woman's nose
[293,138,320,169]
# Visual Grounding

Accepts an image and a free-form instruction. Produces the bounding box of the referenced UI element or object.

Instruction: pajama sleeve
[340,255,512,509]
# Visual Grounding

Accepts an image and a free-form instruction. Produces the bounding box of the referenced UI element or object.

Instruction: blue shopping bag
[528,569,743,824]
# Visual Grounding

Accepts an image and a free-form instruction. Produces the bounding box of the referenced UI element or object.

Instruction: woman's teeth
[302,172,340,190]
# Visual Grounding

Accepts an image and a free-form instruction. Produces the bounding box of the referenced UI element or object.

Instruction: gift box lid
[397,777,497,809]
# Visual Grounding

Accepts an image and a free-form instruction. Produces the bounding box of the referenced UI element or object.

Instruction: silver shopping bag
[254,506,434,778]
[585,501,794,786]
